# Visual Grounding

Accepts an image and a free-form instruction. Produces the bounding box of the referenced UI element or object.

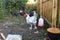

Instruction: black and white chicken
[24,11,38,30]
[19,10,24,16]
[10,11,19,17]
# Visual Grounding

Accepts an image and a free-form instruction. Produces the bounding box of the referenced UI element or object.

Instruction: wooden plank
[37,0,52,21]
[52,0,58,28]
[40,0,43,15]
[0,33,6,40]
[37,0,40,13]
[44,17,52,26]
[57,0,60,28]
[37,0,43,14]
[42,0,52,21]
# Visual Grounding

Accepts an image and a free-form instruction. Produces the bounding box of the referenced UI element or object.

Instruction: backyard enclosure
[0,0,60,40]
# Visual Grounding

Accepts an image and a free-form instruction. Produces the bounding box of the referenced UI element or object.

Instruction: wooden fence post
[37,0,43,14]
[52,0,58,28]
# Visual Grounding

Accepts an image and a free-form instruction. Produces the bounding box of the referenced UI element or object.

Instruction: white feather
[26,11,37,24]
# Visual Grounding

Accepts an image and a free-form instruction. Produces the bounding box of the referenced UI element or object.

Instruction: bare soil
[0,16,47,40]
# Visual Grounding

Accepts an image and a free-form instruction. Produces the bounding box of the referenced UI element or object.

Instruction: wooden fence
[37,0,58,28]
[58,0,60,27]
[37,0,52,22]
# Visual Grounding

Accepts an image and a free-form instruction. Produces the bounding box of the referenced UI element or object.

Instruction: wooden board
[57,0,60,28]
[52,0,58,28]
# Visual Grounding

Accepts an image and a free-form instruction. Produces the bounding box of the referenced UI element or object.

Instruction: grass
[0,11,10,19]
[0,12,4,19]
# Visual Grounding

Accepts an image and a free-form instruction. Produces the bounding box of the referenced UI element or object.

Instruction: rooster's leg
[29,23,32,30]
[34,23,37,29]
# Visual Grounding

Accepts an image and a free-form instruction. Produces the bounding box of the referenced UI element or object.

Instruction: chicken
[24,11,37,30]
[10,11,19,16]
[19,10,24,16]
[10,10,24,16]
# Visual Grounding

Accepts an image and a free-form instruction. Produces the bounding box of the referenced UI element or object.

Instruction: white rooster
[24,11,37,30]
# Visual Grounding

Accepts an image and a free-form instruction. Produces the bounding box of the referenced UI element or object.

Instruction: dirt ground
[0,16,48,40]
